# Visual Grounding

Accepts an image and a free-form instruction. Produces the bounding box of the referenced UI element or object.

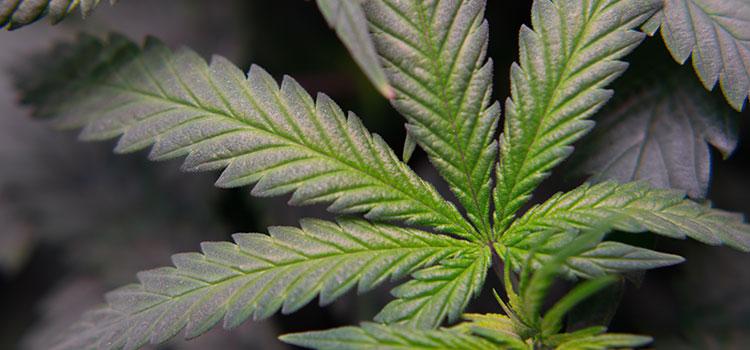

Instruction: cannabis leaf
[493,0,661,234]
[316,0,395,99]
[375,247,490,329]
[504,180,750,252]
[16,34,478,239]
[571,66,739,199]
[49,218,471,350]
[280,322,501,350]
[1,0,115,30]
[364,0,499,236]
[643,0,750,111]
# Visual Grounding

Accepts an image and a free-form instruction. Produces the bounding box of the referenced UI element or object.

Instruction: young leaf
[571,50,739,199]
[280,322,501,350]
[316,0,395,99]
[1,0,116,30]
[504,180,750,252]
[555,333,652,350]
[540,276,617,337]
[646,0,750,111]
[16,34,478,239]
[453,313,528,349]
[49,218,471,350]
[493,0,661,233]
[375,247,490,329]
[364,0,500,236]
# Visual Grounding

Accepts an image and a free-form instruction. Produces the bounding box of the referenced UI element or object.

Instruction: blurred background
[0,1,749,349]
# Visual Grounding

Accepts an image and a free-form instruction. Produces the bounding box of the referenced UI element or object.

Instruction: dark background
[1,1,749,349]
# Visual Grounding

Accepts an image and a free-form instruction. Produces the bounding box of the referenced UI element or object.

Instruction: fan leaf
[15,34,477,239]
[493,0,661,234]
[504,180,750,252]
[280,322,501,350]
[647,0,750,111]
[50,218,471,350]
[316,0,395,99]
[364,0,500,237]
[375,247,490,329]
[1,0,116,30]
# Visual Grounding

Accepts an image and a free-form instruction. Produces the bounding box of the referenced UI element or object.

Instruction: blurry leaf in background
[570,40,739,199]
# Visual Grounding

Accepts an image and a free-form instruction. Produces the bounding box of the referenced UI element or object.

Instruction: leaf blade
[364,0,500,236]
[280,322,501,350]
[15,34,477,238]
[504,180,750,252]
[49,218,471,350]
[493,0,661,234]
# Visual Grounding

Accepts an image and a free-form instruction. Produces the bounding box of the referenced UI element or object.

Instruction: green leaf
[364,0,500,236]
[540,276,617,337]
[453,314,528,349]
[316,0,395,99]
[555,333,652,350]
[16,34,477,239]
[571,51,739,199]
[504,180,750,252]
[1,0,115,30]
[50,218,470,350]
[375,247,490,329]
[493,0,661,234]
[280,322,501,350]
[647,0,750,111]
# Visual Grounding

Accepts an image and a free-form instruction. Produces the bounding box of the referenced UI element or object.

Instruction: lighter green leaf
[364,0,500,236]
[493,0,661,234]
[280,322,501,350]
[555,333,652,350]
[50,218,470,350]
[16,34,477,239]
[453,314,528,349]
[504,180,750,252]
[375,247,490,329]
[570,63,739,199]
[1,0,115,30]
[316,0,395,99]
[648,0,750,111]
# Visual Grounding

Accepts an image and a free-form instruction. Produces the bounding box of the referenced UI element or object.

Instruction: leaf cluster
[4,0,750,349]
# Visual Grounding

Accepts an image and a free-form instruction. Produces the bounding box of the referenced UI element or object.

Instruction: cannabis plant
[3,0,750,349]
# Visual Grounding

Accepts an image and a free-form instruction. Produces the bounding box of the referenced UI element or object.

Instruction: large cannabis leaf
[1,0,115,30]
[16,34,477,239]
[643,0,750,111]
[49,218,472,350]
[571,65,739,199]
[493,0,661,234]
[504,180,750,252]
[364,0,500,237]
[316,0,395,99]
